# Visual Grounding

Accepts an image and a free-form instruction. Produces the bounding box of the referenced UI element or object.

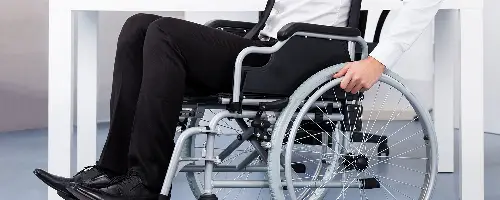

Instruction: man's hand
[333,56,386,94]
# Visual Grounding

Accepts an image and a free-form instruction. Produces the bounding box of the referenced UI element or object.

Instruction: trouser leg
[98,13,162,174]
[126,17,270,192]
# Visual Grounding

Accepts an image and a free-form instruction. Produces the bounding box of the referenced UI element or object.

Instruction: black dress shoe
[34,166,116,200]
[67,171,158,200]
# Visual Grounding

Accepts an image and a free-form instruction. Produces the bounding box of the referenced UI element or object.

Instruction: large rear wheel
[267,64,438,200]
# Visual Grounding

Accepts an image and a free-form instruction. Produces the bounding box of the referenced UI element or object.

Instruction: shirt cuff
[369,41,405,68]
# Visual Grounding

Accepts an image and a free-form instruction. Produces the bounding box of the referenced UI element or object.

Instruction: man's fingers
[340,70,353,89]
[345,77,357,92]
[333,64,351,78]
[351,84,364,94]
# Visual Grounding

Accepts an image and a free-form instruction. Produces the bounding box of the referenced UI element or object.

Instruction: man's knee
[119,13,161,42]
[124,13,161,30]
[146,17,194,39]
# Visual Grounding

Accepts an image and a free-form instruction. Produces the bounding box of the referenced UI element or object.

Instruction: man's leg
[67,17,270,200]
[130,17,271,192]
[34,13,162,199]
[98,13,162,175]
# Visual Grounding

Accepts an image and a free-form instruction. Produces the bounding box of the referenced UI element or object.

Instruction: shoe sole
[68,186,158,200]
[34,172,76,200]
[57,191,78,200]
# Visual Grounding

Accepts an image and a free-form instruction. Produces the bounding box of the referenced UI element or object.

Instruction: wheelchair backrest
[253,0,390,41]
[243,0,364,96]
[257,0,364,31]
[241,0,393,96]
[348,0,363,29]
[246,0,276,40]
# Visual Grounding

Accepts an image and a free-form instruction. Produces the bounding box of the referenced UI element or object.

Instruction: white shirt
[260,0,444,68]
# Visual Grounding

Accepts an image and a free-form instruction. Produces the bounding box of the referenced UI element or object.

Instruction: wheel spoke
[310,105,362,154]
[363,120,421,157]
[365,143,428,171]
[362,83,382,141]
[268,73,436,200]
[381,162,428,175]
[365,168,417,200]
[361,95,406,153]
[361,87,392,155]
[363,169,399,200]
[368,129,423,158]
[374,156,428,160]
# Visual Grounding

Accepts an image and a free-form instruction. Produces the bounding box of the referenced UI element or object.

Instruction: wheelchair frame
[158,1,437,199]
[159,32,388,196]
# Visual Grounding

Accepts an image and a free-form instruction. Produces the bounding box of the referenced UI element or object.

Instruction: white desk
[364,2,485,200]
[48,0,483,199]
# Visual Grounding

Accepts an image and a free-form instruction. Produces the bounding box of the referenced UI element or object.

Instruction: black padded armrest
[205,20,257,30]
[277,22,361,41]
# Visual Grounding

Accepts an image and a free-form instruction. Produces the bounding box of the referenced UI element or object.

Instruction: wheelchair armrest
[205,20,257,30]
[276,22,362,41]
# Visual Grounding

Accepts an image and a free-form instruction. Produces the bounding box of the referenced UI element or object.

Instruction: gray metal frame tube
[212,180,361,188]
[160,127,213,196]
[181,165,273,172]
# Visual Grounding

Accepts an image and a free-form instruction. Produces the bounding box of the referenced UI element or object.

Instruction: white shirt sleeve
[369,0,444,68]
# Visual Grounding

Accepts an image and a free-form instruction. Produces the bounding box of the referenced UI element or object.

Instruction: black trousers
[96,13,271,193]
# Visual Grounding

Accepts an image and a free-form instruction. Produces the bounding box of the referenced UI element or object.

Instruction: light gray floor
[0,123,498,200]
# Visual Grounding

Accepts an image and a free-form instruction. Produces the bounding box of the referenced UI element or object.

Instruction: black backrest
[373,10,390,43]
[347,0,363,29]
[243,0,366,96]
[242,0,394,96]
[358,9,391,41]
[258,0,364,30]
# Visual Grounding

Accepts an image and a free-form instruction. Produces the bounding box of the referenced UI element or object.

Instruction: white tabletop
[361,0,480,10]
[52,0,480,11]
[53,0,266,11]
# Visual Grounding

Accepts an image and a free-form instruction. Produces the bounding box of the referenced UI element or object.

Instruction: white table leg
[48,4,73,200]
[434,10,459,173]
[459,9,484,200]
[76,11,98,171]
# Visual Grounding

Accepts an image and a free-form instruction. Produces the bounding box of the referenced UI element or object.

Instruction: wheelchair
[159,0,438,199]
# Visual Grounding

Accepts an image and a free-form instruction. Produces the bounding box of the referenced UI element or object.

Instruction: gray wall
[0,0,48,132]
[0,0,182,132]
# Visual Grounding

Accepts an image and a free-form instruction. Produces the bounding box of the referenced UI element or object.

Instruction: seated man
[34,0,443,199]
